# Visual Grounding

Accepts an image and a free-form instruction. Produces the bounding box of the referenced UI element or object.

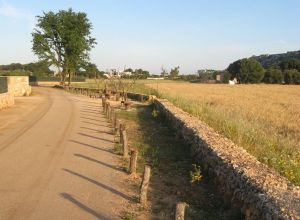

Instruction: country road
[0,87,129,220]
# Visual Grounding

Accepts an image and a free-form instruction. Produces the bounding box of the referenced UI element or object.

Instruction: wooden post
[129,149,138,175]
[110,107,114,123]
[175,202,188,220]
[114,116,119,135]
[107,103,111,119]
[119,123,125,144]
[121,127,128,158]
[111,108,116,127]
[103,101,106,113]
[102,96,106,110]
[105,102,109,115]
[140,166,151,205]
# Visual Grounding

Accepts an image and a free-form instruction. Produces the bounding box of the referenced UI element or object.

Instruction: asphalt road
[0,87,128,220]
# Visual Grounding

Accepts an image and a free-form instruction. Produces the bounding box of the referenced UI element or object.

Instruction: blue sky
[0,0,299,74]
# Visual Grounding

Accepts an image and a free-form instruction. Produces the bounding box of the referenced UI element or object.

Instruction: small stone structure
[7,76,31,96]
[0,76,31,110]
[154,98,300,219]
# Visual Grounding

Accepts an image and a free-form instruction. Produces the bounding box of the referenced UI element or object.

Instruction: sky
[0,0,299,74]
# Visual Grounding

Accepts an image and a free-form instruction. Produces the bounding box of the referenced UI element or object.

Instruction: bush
[227,58,265,83]
[284,70,300,84]
[223,71,232,83]
[263,69,283,84]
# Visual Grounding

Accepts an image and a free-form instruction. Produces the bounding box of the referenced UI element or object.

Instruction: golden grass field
[144,82,300,185]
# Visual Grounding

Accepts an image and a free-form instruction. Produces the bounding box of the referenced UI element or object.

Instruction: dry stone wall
[153,98,300,220]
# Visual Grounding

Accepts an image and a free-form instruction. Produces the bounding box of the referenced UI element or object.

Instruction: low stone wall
[154,98,300,219]
[0,92,14,110]
[7,76,31,96]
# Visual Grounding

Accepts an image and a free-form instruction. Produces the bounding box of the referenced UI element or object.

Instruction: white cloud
[0,1,35,29]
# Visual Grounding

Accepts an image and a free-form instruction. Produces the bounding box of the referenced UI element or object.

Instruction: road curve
[0,87,128,220]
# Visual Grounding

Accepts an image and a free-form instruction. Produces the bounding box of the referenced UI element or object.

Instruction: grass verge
[115,103,242,219]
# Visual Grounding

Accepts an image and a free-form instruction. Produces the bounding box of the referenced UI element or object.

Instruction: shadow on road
[81,121,111,128]
[60,192,110,220]
[80,126,112,135]
[78,132,114,143]
[62,168,133,201]
[80,117,106,123]
[74,153,124,172]
[80,110,102,115]
[69,140,114,154]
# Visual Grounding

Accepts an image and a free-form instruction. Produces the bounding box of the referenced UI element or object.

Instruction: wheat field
[145,82,300,185]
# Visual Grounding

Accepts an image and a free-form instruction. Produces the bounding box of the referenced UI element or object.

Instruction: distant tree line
[227,58,300,84]
[123,68,150,79]
[0,61,52,76]
[171,58,300,84]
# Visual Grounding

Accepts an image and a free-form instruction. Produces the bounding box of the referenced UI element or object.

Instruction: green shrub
[263,68,283,84]
[227,58,265,83]
[284,70,300,84]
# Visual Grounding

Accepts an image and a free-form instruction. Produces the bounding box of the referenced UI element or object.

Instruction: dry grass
[145,82,300,185]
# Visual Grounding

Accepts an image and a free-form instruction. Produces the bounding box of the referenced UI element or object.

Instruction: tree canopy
[227,58,265,83]
[263,68,283,84]
[0,61,52,76]
[170,66,180,78]
[32,8,96,85]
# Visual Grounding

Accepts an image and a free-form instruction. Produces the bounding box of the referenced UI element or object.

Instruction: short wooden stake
[119,123,125,144]
[103,101,107,113]
[121,128,128,158]
[110,107,114,123]
[175,202,188,220]
[129,149,138,175]
[106,103,111,118]
[102,96,106,109]
[113,114,118,134]
[140,166,151,205]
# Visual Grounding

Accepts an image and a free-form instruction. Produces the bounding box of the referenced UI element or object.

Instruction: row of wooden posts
[66,88,189,219]
[101,96,151,206]
[66,86,102,98]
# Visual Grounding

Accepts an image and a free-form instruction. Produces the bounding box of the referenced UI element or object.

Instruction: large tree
[227,58,265,83]
[32,8,96,85]
[170,66,180,79]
